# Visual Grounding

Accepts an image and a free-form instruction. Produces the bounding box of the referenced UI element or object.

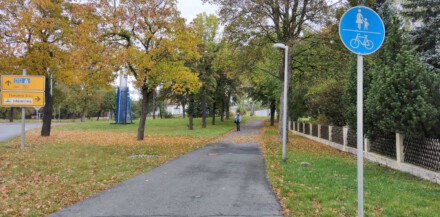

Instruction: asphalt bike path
[50,120,282,217]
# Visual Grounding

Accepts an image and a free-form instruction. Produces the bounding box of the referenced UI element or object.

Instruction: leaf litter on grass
[6,130,209,148]
[0,129,213,216]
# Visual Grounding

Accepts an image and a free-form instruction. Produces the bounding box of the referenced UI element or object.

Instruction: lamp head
[273,43,287,49]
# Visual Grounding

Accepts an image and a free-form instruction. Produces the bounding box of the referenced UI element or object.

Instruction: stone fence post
[318,124,321,138]
[396,133,405,163]
[364,138,370,157]
[343,127,348,151]
[329,126,333,142]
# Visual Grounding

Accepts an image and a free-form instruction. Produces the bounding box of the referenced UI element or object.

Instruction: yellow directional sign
[1,75,45,91]
[1,91,45,107]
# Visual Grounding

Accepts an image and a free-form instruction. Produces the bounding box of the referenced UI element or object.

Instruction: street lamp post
[273,43,288,163]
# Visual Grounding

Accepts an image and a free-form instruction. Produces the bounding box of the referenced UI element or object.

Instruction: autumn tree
[290,7,353,125]
[99,0,200,140]
[0,0,73,136]
[243,43,280,126]
[205,0,329,141]
[191,13,220,128]
[211,41,245,122]
[99,90,117,120]
[64,2,115,122]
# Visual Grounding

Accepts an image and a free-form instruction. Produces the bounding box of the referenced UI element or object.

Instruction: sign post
[0,72,46,149]
[21,70,26,149]
[339,6,385,217]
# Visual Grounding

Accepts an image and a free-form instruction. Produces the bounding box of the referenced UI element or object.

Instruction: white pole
[50,73,53,96]
[357,54,364,217]
[282,46,288,163]
[21,69,26,149]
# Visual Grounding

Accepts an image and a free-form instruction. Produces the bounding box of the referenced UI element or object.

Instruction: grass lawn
[56,116,257,139]
[261,124,440,217]
[0,117,244,216]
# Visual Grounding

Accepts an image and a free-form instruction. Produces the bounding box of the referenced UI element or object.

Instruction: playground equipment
[115,75,133,124]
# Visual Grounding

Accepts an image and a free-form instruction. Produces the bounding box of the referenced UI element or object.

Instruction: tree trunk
[189,113,194,130]
[181,100,186,118]
[201,94,207,128]
[270,100,276,126]
[9,107,14,122]
[41,76,53,136]
[188,94,194,130]
[137,87,152,140]
[152,90,156,119]
[96,109,102,121]
[81,106,86,122]
[220,98,224,122]
[212,101,216,125]
[225,92,231,120]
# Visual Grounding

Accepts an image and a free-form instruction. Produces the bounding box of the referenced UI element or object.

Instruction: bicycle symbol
[350,33,374,50]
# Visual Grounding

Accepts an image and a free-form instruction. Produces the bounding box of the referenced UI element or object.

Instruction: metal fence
[347,129,357,148]
[312,124,318,137]
[320,125,329,140]
[370,134,396,159]
[331,126,343,145]
[404,137,440,172]
[291,122,440,176]
[305,124,310,135]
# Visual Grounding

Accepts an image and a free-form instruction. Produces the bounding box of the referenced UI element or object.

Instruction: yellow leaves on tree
[102,0,200,89]
[64,3,114,87]
[100,0,201,139]
[0,0,70,76]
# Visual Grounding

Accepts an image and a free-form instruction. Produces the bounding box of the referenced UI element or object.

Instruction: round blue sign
[339,6,385,55]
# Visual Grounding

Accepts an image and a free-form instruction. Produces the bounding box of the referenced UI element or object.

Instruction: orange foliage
[8,130,209,148]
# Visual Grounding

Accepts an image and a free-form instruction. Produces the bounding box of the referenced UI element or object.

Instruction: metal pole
[357,55,364,217]
[50,73,53,96]
[282,46,288,163]
[21,69,26,149]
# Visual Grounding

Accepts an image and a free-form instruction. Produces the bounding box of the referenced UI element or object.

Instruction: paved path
[50,120,282,217]
[0,122,43,142]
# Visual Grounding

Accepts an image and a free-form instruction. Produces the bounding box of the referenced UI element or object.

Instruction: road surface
[0,122,43,142]
[50,120,282,217]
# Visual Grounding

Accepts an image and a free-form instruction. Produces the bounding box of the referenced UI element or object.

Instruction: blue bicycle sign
[350,33,374,50]
[339,6,385,55]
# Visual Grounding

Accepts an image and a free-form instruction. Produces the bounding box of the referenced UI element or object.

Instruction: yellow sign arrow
[1,75,45,91]
[1,91,45,107]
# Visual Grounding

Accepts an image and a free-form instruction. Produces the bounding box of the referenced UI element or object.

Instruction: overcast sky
[176,0,219,23]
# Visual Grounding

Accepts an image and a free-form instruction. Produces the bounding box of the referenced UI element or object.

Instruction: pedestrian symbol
[356,9,363,29]
[339,6,385,55]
